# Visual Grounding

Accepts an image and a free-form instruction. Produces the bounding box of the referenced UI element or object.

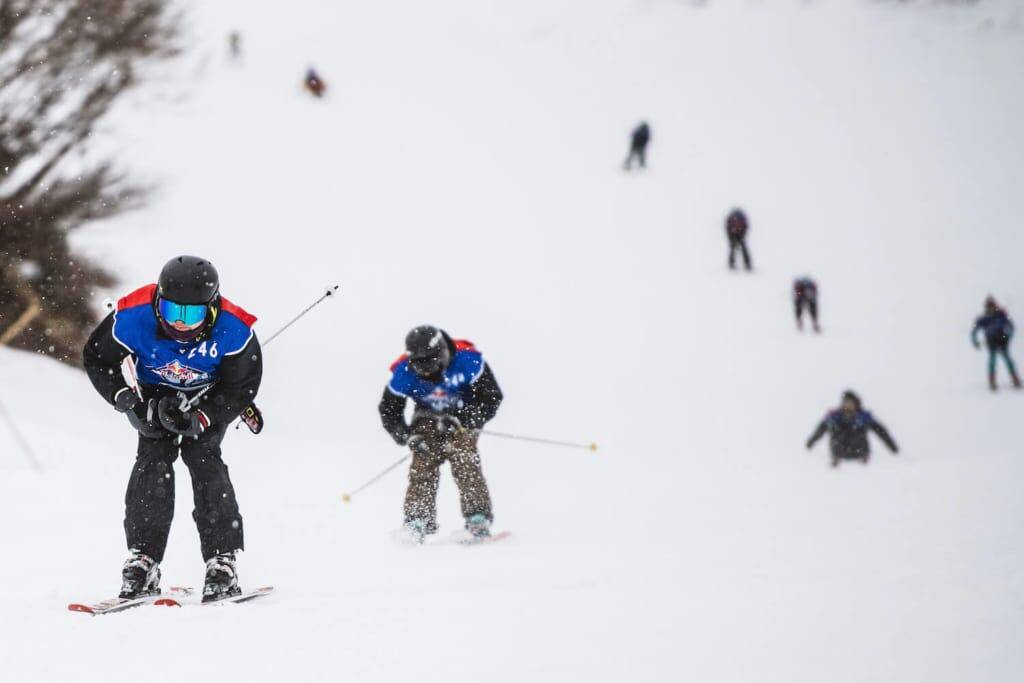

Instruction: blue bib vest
[387,340,485,412]
[113,284,256,392]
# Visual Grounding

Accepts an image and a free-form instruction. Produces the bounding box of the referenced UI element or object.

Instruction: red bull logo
[423,387,456,411]
[151,359,209,386]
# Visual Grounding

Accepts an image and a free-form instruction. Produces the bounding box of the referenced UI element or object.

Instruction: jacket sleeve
[378,388,409,444]
[194,333,263,425]
[806,418,828,448]
[870,418,899,453]
[455,362,503,429]
[83,312,132,406]
[971,318,982,345]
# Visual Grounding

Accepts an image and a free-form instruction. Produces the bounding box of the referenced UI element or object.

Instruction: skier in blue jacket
[972,296,1020,391]
[806,391,899,468]
[378,325,503,542]
[83,256,262,602]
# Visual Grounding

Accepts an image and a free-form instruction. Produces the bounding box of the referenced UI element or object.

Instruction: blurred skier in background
[304,67,326,98]
[806,390,899,468]
[793,276,819,332]
[971,296,1020,391]
[228,31,241,60]
[623,121,650,171]
[379,326,503,543]
[83,256,262,602]
[725,208,752,271]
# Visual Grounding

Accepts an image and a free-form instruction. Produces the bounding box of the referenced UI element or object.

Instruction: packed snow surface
[2,1,1023,681]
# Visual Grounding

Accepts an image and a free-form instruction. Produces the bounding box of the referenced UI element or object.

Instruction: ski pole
[341,454,411,503]
[185,285,340,409]
[479,429,598,452]
[0,397,43,471]
[261,285,340,346]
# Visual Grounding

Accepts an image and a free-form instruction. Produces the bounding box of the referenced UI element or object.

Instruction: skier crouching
[378,325,503,542]
[806,390,898,467]
[83,256,262,602]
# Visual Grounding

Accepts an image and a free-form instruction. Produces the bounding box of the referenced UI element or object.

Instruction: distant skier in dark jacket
[379,326,503,542]
[972,296,1020,391]
[228,31,241,60]
[793,277,819,332]
[806,391,898,467]
[725,208,752,271]
[623,121,650,171]
[304,67,326,98]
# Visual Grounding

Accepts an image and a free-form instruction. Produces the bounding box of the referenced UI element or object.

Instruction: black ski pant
[124,422,243,563]
[795,297,818,326]
[623,145,647,170]
[728,235,751,270]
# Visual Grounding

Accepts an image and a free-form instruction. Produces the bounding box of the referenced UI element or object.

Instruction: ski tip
[68,603,96,614]
[153,598,181,607]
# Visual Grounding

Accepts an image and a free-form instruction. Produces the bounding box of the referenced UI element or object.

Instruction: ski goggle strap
[158,297,209,327]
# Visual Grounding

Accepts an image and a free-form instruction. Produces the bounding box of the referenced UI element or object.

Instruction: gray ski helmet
[405,325,451,377]
[157,255,219,304]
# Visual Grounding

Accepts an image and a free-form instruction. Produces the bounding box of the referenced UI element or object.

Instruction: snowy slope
[2,1,1024,681]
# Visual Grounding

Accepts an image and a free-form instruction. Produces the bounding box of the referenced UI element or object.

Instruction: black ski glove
[389,424,411,447]
[113,387,140,414]
[157,396,210,438]
[408,434,431,455]
[126,398,170,440]
[437,415,464,435]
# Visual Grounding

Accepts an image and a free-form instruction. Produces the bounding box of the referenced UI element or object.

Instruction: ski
[68,594,161,616]
[67,586,193,616]
[458,530,511,546]
[154,585,274,607]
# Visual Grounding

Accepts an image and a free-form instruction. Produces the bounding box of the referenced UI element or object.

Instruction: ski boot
[119,550,161,599]
[466,513,491,540]
[202,552,241,603]
[399,519,429,545]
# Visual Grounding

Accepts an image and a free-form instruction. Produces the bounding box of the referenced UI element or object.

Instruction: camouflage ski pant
[404,427,493,532]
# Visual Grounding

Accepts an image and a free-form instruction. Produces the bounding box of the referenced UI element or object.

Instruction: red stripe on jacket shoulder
[220,297,257,327]
[390,353,409,372]
[117,284,157,311]
[453,339,477,352]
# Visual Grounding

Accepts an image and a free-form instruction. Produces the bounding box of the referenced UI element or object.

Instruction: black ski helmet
[405,325,451,377]
[841,390,861,411]
[158,255,219,304]
[155,255,220,341]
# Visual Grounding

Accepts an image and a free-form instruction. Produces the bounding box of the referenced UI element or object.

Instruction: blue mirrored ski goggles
[158,297,208,327]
